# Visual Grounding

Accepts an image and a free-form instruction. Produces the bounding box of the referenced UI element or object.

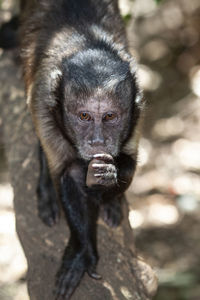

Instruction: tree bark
[0,51,158,300]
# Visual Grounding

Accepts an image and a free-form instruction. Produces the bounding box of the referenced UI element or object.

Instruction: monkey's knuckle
[93,153,113,161]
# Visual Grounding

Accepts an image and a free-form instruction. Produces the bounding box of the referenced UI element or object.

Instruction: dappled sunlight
[172,139,200,170]
[128,0,200,298]
[129,210,144,228]
[176,194,199,214]
[172,173,200,196]
[133,0,157,17]
[141,39,170,62]
[148,202,179,225]
[130,170,170,194]
[0,184,28,299]
[138,65,162,91]
[162,3,183,29]
[137,138,152,167]
[190,66,200,97]
[129,195,180,229]
[0,183,13,209]
[153,117,184,140]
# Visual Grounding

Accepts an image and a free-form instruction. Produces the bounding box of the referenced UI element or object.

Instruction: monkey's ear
[115,76,132,101]
[115,73,144,110]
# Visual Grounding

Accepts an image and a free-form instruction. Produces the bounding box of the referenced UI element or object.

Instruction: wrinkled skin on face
[64,95,129,161]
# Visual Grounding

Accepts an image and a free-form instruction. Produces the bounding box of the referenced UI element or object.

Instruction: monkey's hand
[86,153,117,188]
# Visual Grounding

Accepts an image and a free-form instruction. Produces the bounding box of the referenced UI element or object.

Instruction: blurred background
[0,0,200,299]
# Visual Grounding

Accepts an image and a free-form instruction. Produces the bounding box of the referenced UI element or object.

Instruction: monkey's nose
[90,126,104,146]
[91,136,105,146]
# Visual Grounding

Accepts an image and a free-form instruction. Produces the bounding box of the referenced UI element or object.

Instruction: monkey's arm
[86,153,136,228]
[100,153,137,227]
[28,69,76,179]
[55,170,100,299]
[116,152,137,193]
[37,144,59,226]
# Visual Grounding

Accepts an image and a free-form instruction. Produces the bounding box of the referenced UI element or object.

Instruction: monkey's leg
[55,174,100,300]
[37,143,59,226]
[101,194,123,227]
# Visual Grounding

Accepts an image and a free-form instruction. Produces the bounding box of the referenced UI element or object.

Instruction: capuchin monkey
[19,0,144,299]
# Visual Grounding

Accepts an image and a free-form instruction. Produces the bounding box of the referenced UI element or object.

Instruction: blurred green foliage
[154,0,163,3]
[155,270,200,300]
[122,13,132,25]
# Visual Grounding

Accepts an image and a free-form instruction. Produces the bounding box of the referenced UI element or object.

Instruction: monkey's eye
[79,112,92,121]
[103,113,117,122]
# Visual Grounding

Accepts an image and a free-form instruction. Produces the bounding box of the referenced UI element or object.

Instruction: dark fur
[19,0,144,299]
[0,16,19,49]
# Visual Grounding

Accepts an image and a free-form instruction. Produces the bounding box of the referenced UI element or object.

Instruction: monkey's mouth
[77,146,110,161]
[76,140,119,161]
[78,146,119,163]
[79,151,106,161]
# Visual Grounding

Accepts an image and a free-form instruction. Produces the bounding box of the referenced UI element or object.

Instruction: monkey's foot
[37,186,60,227]
[101,200,122,227]
[38,201,59,227]
[55,249,100,299]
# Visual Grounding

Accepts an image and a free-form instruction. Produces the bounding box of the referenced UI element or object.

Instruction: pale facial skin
[65,96,127,160]
[65,96,126,187]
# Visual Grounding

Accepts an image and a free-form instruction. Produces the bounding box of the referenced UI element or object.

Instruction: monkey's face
[61,49,141,160]
[65,96,129,161]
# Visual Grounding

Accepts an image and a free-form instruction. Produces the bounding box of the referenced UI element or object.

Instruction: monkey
[19,0,144,299]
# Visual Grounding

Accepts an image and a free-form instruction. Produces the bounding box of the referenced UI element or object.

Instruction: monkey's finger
[93,153,113,162]
[92,163,116,173]
[87,268,102,280]
[94,172,117,179]
[55,273,82,300]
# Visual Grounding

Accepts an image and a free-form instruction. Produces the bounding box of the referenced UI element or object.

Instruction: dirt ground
[0,0,200,299]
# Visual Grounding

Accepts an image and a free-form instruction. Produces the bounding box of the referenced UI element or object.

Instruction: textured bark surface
[0,51,157,300]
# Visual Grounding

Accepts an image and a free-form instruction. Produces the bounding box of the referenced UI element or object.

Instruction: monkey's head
[59,48,142,161]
